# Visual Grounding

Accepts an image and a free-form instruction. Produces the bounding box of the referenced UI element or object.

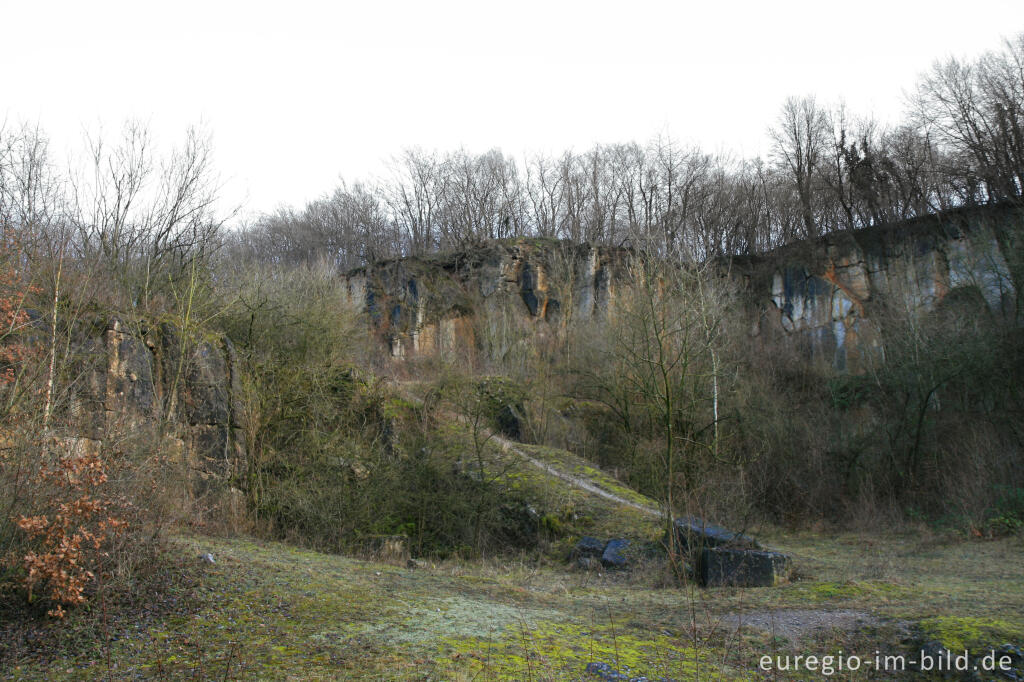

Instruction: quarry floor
[2,529,1022,680]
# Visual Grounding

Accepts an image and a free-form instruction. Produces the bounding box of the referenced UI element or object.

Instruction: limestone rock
[572,536,606,559]
[601,538,630,569]
[698,547,792,587]
[105,320,157,425]
[673,517,760,553]
[348,205,1022,374]
[571,536,632,570]
[56,317,245,502]
[349,239,632,359]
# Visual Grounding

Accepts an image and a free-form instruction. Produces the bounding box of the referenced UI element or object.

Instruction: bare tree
[387,148,442,255]
[770,96,830,239]
[236,33,1024,268]
[524,152,564,238]
[69,122,226,310]
[912,34,1024,203]
[585,256,731,558]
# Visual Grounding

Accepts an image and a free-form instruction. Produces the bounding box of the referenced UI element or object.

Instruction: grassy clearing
[3,529,1021,680]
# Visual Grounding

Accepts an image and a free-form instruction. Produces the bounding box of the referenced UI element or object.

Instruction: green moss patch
[919,616,1024,653]
[435,619,736,681]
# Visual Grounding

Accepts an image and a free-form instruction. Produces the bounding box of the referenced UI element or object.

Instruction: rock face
[748,203,1021,372]
[345,239,633,360]
[63,317,245,500]
[347,205,1023,372]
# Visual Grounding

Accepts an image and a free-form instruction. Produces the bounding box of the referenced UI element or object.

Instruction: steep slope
[392,380,666,549]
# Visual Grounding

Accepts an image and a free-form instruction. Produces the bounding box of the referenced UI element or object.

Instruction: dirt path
[720,609,883,643]
[390,380,662,518]
[487,431,663,518]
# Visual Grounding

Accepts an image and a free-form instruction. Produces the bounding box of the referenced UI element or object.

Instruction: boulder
[673,516,760,553]
[698,547,791,587]
[572,536,606,558]
[601,538,630,569]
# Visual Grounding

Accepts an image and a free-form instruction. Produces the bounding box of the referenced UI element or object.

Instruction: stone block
[699,547,791,587]
[673,517,760,553]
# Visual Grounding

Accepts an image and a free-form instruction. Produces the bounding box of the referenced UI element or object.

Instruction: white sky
[4,0,1023,221]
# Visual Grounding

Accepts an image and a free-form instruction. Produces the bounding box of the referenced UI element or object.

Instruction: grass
[482,439,665,546]
[392,378,666,548]
[2,528,1022,680]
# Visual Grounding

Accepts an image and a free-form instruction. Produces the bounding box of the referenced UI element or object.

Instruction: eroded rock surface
[348,205,1022,372]
[61,317,245,500]
[346,240,633,359]
[750,204,1021,371]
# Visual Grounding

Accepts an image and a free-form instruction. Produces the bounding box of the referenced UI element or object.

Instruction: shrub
[14,443,127,617]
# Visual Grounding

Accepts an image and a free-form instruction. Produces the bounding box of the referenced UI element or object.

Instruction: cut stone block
[699,547,792,587]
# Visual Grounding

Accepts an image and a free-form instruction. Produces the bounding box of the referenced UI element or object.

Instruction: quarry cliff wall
[746,203,1021,372]
[60,317,246,503]
[345,204,1022,372]
[344,239,635,359]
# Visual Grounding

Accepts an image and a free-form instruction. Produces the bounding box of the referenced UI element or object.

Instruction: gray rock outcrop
[346,204,1023,373]
[61,317,245,501]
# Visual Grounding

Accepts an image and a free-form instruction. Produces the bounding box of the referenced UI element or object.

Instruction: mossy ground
[3,529,1022,680]
[479,438,665,547]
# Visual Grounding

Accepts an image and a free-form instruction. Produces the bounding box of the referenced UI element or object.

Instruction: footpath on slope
[390,380,662,512]
[486,430,662,517]
[388,379,664,542]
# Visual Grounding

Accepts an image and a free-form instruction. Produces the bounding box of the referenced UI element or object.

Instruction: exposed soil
[721,608,886,643]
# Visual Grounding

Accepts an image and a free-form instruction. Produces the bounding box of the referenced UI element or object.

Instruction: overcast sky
[4,0,1023,221]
